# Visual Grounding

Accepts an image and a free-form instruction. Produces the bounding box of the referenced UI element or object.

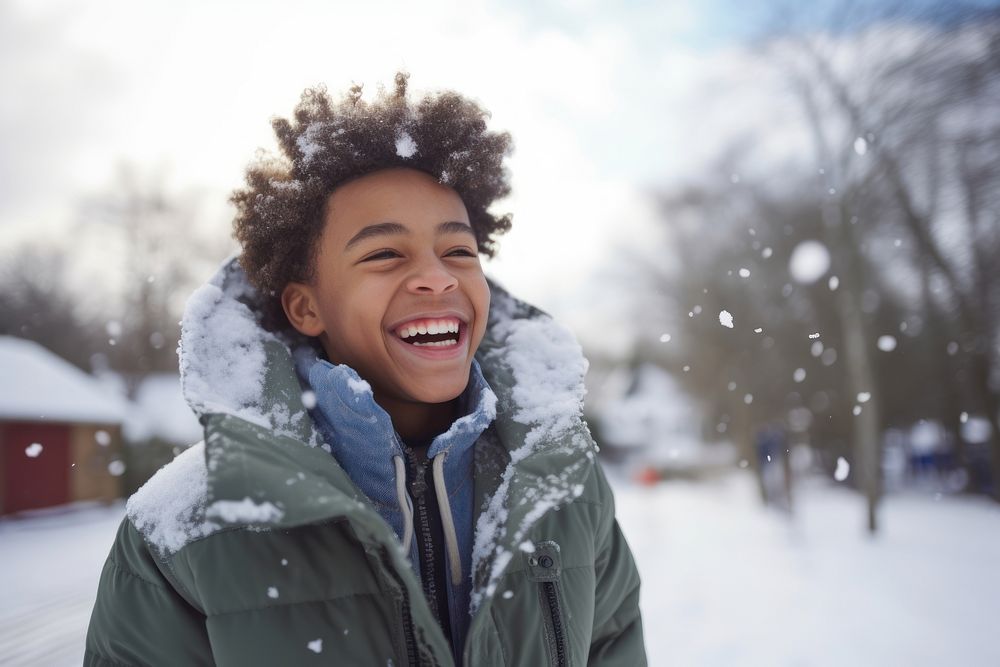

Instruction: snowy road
[0,502,123,666]
[2,473,999,666]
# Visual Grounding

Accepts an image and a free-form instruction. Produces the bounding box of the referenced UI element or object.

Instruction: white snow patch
[206,497,284,523]
[296,122,328,165]
[395,131,418,158]
[127,442,218,554]
[180,282,270,425]
[0,336,127,424]
[347,376,372,396]
[719,310,734,328]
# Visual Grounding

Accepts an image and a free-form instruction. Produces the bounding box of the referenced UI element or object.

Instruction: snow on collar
[469,285,597,613]
[141,255,595,565]
[178,256,321,448]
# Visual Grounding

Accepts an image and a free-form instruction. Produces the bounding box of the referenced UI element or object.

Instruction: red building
[0,337,128,515]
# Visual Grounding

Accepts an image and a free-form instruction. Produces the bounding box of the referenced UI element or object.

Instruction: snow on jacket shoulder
[85,257,647,667]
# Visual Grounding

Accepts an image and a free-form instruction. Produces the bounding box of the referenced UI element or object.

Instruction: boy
[86,73,646,666]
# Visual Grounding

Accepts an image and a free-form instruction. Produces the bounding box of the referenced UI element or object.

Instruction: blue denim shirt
[298,355,496,657]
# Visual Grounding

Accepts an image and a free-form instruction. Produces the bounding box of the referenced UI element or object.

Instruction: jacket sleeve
[588,464,648,666]
[85,518,214,666]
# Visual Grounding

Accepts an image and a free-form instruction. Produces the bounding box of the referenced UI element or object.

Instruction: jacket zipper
[380,547,419,667]
[541,580,568,667]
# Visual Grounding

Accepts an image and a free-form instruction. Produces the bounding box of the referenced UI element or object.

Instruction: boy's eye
[361,249,401,262]
[445,247,477,257]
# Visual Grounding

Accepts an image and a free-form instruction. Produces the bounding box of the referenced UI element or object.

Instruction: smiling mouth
[394,317,463,347]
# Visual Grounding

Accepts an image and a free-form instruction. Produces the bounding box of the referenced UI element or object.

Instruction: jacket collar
[166,256,596,608]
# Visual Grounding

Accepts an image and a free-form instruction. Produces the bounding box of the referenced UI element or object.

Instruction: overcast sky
[5,0,973,353]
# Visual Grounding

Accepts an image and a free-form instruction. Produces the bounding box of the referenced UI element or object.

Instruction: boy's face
[282,167,490,410]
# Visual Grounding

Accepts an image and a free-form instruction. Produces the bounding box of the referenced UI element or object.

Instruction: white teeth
[397,319,462,339]
[412,339,458,347]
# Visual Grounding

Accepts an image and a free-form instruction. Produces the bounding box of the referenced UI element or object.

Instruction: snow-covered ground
[2,472,999,666]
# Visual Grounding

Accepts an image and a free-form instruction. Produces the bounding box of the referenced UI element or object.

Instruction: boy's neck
[377,395,459,442]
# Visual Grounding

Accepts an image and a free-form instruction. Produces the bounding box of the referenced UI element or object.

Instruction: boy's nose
[405,258,458,294]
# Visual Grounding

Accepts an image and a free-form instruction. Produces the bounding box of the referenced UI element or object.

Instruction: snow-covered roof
[0,336,127,424]
[124,373,202,445]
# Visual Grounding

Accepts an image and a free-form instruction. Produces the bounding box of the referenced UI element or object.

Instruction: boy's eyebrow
[344,222,407,251]
[344,220,475,251]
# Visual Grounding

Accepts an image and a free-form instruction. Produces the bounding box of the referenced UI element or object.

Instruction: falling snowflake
[25,443,43,458]
[301,390,317,409]
[834,457,850,481]
[719,310,734,328]
[307,639,323,654]
[877,336,897,352]
[789,241,831,284]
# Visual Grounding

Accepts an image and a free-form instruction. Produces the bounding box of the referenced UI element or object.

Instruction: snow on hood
[131,256,597,575]
[177,256,321,448]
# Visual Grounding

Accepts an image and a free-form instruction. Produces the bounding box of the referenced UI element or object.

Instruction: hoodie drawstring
[392,452,463,588]
[432,453,463,587]
[393,456,413,554]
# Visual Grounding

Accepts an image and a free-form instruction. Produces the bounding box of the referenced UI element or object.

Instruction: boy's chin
[406,382,467,406]
[399,372,470,405]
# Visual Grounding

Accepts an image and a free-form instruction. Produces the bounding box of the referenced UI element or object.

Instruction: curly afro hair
[230,72,514,329]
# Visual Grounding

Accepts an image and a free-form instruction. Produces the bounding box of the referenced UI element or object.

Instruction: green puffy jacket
[85,260,646,666]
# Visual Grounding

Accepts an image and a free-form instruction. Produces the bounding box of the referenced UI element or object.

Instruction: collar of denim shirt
[296,352,497,524]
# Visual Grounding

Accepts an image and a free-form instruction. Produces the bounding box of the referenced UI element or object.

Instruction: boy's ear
[281,283,325,337]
